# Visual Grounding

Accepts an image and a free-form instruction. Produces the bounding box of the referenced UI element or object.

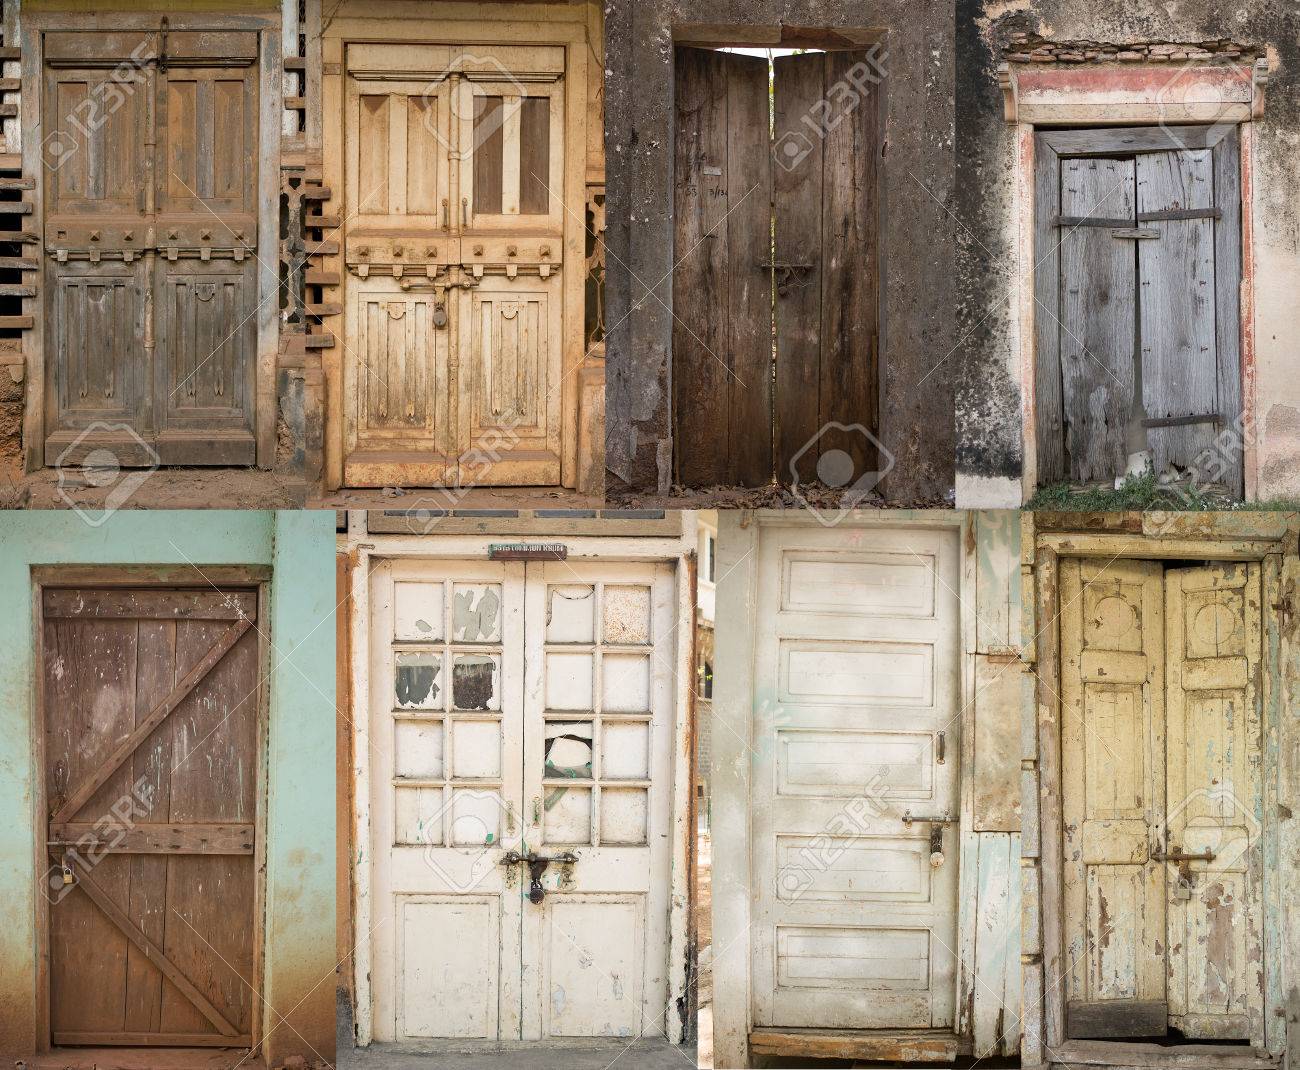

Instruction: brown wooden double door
[42,585,261,1048]
[673,47,880,489]
[42,30,260,467]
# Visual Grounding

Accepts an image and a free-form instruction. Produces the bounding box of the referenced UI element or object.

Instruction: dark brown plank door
[42,35,151,465]
[672,48,771,488]
[1058,156,1137,483]
[1137,145,1242,496]
[153,34,260,465]
[43,587,259,1048]
[774,51,879,485]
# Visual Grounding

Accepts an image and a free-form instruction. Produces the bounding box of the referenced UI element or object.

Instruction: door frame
[345,525,695,1047]
[1005,60,1263,501]
[20,10,283,474]
[320,9,591,491]
[711,510,988,1067]
[29,564,272,1055]
[1024,517,1297,1062]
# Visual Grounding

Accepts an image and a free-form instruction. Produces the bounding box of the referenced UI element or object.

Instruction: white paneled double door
[366,557,676,1043]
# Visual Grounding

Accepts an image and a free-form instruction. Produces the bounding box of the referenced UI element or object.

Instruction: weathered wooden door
[343,44,566,488]
[1034,128,1242,495]
[673,48,880,489]
[42,30,260,466]
[367,557,675,1041]
[749,526,961,1030]
[42,585,261,1047]
[1061,559,1264,1043]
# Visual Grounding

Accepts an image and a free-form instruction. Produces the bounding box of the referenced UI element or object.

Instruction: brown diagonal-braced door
[672,47,880,489]
[42,30,260,467]
[42,586,260,1048]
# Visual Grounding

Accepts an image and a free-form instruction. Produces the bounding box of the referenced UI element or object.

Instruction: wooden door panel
[42,586,260,1047]
[349,83,451,227]
[44,68,146,218]
[1136,150,1219,479]
[1059,158,1137,484]
[462,83,564,229]
[750,528,961,1031]
[158,66,258,217]
[460,277,562,485]
[1062,559,1167,1031]
[155,261,257,462]
[1165,563,1263,1041]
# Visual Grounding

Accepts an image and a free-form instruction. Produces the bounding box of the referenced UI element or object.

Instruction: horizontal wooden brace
[306,302,342,316]
[0,256,38,269]
[0,283,35,296]
[54,1031,252,1048]
[0,176,33,190]
[282,56,307,70]
[1142,412,1221,429]
[305,268,340,285]
[1138,206,1222,222]
[284,95,306,110]
[0,314,33,328]
[306,213,341,228]
[50,822,255,854]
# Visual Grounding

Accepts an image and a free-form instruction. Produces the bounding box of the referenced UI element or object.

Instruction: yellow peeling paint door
[367,558,677,1042]
[1061,559,1263,1044]
[342,43,567,488]
[1165,563,1263,1042]
[749,526,962,1030]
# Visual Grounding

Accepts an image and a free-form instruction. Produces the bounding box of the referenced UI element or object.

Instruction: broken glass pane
[546,584,595,643]
[545,722,594,780]
[395,652,442,709]
[451,584,502,643]
[452,653,500,710]
[394,581,443,641]
[544,785,592,845]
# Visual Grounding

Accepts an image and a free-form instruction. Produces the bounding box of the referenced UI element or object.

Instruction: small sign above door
[488,542,568,560]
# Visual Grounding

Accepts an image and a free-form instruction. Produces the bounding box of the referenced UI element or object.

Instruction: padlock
[432,304,448,329]
[61,861,73,886]
[930,851,945,868]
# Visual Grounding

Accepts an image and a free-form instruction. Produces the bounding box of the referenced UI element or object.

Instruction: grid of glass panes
[390,579,506,848]
[542,580,654,847]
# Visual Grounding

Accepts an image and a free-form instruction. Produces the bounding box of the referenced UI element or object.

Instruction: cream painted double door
[1062,559,1265,1043]
[343,42,568,487]
[367,558,675,1042]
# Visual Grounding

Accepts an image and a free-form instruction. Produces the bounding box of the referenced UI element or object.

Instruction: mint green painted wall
[0,511,335,1062]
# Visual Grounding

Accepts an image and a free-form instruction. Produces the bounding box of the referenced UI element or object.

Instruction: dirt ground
[312,484,603,511]
[607,482,951,512]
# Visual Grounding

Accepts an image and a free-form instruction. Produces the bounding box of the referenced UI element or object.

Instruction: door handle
[442,198,449,230]
[500,849,579,904]
[1150,848,1216,863]
[936,731,946,764]
[462,197,469,227]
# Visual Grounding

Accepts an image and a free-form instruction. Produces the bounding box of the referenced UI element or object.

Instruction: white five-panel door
[750,526,962,1030]
[367,557,676,1042]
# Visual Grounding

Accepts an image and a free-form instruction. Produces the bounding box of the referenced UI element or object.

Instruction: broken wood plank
[749,1028,962,1062]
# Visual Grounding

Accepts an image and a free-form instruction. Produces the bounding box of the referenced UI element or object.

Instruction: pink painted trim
[1016,63,1252,102]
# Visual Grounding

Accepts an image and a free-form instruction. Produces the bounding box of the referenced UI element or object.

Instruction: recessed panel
[783,552,936,617]
[544,896,644,1038]
[780,641,934,706]
[602,721,649,780]
[394,720,444,780]
[544,785,591,845]
[776,926,930,992]
[602,653,650,713]
[775,835,931,902]
[600,788,648,845]
[451,719,501,779]
[546,584,595,643]
[546,651,594,710]
[777,730,934,799]
[1082,683,1144,821]
[450,788,503,847]
[394,785,444,846]
[399,896,499,1038]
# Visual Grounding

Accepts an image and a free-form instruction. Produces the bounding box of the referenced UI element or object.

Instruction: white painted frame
[344,514,697,1049]
[711,510,985,1070]
[20,10,283,471]
[995,63,1260,506]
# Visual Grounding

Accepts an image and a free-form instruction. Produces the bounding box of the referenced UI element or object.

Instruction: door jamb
[346,530,695,1047]
[29,564,272,1054]
[20,11,283,473]
[1028,531,1287,1058]
[710,511,977,1069]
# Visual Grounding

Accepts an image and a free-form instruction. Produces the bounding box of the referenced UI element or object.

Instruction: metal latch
[500,849,578,904]
[1152,846,1216,897]
[755,259,814,296]
[902,811,956,868]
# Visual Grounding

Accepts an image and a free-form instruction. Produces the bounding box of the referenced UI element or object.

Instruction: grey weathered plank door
[43,30,260,466]
[1035,127,1242,496]
[42,586,260,1047]
[672,47,881,489]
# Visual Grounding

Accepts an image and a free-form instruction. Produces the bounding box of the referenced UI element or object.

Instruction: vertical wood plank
[815,50,879,486]
[973,834,1014,1057]
[772,52,823,484]
[1033,135,1064,485]
[1059,156,1136,483]
[1034,549,1065,1048]
[724,52,772,488]
[671,47,731,488]
[1137,149,1218,480]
